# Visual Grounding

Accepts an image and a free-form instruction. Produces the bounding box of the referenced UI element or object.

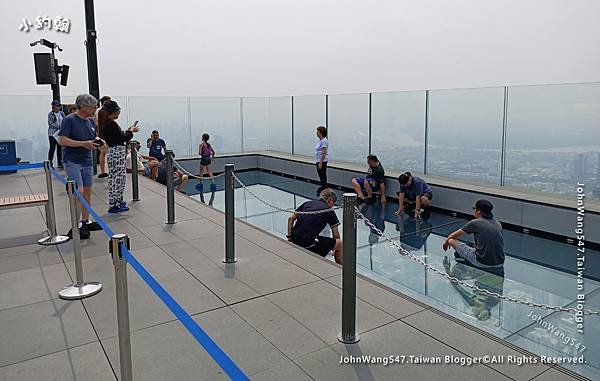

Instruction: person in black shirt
[99,100,140,213]
[287,189,343,264]
[351,154,387,204]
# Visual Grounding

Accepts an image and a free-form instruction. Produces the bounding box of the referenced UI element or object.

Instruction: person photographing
[99,100,140,213]
[147,130,166,162]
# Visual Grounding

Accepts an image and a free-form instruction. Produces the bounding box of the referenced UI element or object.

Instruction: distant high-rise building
[574,153,587,181]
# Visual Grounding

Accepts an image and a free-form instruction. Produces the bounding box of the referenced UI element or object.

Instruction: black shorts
[200,156,212,166]
[405,191,433,202]
[294,236,336,257]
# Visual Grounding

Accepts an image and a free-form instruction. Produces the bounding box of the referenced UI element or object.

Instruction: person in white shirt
[47,100,65,168]
[315,126,329,194]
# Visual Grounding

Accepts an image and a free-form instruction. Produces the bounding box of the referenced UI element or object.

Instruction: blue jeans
[64,161,93,188]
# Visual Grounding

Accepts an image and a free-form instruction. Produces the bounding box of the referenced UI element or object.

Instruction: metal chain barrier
[231,172,341,215]
[173,158,226,181]
[354,207,600,316]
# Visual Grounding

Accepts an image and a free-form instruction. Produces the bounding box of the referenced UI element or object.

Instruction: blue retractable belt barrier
[73,189,115,236]
[121,244,250,381]
[49,165,248,380]
[49,166,67,184]
[0,162,44,171]
[50,166,114,235]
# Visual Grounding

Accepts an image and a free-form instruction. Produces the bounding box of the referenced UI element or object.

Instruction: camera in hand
[94,138,105,146]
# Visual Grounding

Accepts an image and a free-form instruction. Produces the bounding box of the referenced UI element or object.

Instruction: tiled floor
[0,169,584,380]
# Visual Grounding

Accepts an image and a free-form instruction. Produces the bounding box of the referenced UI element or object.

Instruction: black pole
[50,47,61,103]
[84,0,100,100]
[84,0,100,174]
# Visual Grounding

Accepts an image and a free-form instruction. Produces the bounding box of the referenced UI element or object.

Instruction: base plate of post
[223,259,238,263]
[38,235,70,246]
[58,282,103,300]
[338,333,360,344]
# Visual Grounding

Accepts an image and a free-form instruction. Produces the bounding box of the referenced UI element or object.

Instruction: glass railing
[2,81,599,200]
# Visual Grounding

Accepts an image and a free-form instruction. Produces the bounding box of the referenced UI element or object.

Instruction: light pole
[30,39,69,103]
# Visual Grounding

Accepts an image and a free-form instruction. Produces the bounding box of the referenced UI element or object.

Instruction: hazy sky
[2,0,599,97]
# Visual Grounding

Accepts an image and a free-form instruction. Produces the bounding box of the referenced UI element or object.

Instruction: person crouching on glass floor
[442,199,505,270]
[287,189,343,265]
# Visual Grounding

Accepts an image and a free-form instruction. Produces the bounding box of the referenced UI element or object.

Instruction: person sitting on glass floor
[126,140,159,179]
[442,199,505,270]
[351,154,387,204]
[287,189,343,264]
[395,171,433,219]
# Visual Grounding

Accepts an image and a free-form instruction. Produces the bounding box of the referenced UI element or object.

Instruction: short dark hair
[202,133,210,142]
[316,126,327,138]
[367,154,378,162]
[152,130,159,134]
[398,172,411,185]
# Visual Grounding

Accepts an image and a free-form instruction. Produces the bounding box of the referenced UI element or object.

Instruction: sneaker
[98,173,108,179]
[57,164,63,169]
[83,220,103,231]
[453,251,466,262]
[67,226,90,240]
[108,205,128,213]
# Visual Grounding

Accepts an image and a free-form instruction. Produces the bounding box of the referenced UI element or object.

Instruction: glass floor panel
[187,170,600,379]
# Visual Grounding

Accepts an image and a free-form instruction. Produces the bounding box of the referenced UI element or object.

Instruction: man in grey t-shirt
[442,199,505,268]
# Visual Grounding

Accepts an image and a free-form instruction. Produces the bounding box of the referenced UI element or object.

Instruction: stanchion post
[58,181,102,299]
[38,161,69,245]
[130,142,140,201]
[224,164,237,263]
[166,150,175,224]
[110,234,133,381]
[338,193,360,344]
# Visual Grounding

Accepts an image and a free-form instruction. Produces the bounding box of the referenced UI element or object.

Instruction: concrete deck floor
[0,168,586,381]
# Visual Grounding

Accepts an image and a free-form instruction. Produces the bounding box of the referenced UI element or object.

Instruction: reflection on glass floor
[189,170,600,379]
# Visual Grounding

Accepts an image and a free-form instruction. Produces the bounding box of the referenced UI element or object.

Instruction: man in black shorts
[287,189,343,264]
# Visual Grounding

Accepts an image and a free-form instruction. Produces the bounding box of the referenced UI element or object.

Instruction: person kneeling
[395,172,433,219]
[351,154,386,204]
[287,189,343,264]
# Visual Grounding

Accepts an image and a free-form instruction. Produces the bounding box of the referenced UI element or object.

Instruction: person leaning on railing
[100,100,140,213]
[287,188,343,264]
[57,94,104,239]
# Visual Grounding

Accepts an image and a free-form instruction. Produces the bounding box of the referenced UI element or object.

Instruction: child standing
[197,134,216,190]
